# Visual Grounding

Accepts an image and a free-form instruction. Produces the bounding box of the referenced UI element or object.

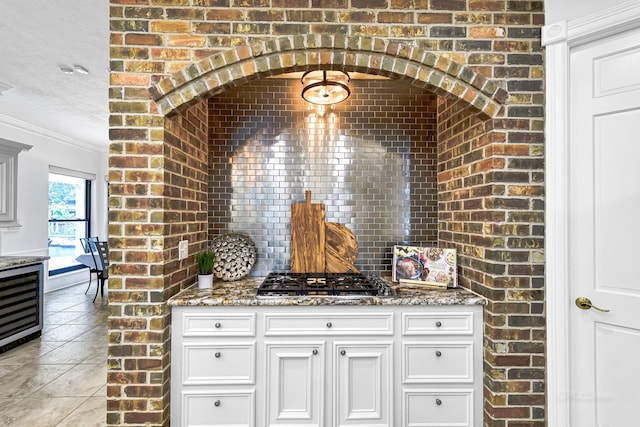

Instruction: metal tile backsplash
[208,79,438,276]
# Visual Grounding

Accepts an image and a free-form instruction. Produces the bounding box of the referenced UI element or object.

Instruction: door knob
[575,297,610,312]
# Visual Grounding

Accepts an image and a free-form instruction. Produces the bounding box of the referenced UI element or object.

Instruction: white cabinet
[181,391,255,427]
[403,389,474,427]
[263,312,393,427]
[265,342,324,426]
[172,313,257,427]
[400,309,482,427]
[171,305,482,427]
[183,342,255,385]
[333,342,392,427]
[403,341,473,383]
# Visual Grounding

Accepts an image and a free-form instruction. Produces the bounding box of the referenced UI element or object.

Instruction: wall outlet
[178,240,188,261]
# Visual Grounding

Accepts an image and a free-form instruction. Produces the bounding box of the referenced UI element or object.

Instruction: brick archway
[150,35,507,118]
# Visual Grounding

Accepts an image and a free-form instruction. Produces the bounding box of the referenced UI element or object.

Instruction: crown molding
[544,0,640,46]
[0,114,108,154]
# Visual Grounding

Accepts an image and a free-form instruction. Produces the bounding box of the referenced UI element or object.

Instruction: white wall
[0,116,108,291]
[545,0,634,24]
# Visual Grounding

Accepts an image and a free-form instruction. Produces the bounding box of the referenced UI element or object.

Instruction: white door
[568,26,640,426]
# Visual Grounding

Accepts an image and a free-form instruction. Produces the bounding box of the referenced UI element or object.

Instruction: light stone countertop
[168,276,487,307]
[0,256,49,271]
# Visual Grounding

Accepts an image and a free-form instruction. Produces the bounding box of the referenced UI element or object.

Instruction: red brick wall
[107,101,208,425]
[437,97,545,426]
[109,1,545,425]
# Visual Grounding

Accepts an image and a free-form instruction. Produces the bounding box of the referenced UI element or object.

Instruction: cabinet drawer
[403,389,473,427]
[402,312,474,335]
[182,390,255,427]
[183,343,255,385]
[264,312,394,335]
[403,342,473,383]
[182,313,255,337]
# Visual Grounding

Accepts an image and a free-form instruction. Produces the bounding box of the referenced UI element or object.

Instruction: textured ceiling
[0,1,109,149]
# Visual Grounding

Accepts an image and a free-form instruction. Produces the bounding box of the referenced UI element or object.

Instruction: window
[48,172,92,275]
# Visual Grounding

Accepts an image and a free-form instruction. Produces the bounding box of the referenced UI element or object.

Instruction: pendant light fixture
[301,70,351,105]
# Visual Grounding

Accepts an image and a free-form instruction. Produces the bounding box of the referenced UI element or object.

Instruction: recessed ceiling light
[59,66,74,75]
[74,65,90,75]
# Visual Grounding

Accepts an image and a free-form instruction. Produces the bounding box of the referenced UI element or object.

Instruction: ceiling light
[74,65,90,75]
[59,66,74,75]
[301,70,350,105]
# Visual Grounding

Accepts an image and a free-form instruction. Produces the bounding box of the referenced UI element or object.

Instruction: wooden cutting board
[290,191,326,273]
[325,222,359,273]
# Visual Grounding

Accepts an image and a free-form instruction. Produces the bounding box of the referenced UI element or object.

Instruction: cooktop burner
[257,272,392,297]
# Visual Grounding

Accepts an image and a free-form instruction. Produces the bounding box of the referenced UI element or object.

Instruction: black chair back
[79,237,108,302]
[94,241,109,279]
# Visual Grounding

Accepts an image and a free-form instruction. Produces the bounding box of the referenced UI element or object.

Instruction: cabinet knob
[215,322,221,328]
[435,350,442,357]
[312,349,318,355]
[435,398,442,406]
[214,400,221,407]
[435,321,442,327]
[326,322,333,328]
[340,349,346,356]
[215,352,221,358]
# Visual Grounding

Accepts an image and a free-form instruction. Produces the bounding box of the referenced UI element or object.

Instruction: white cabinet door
[334,342,392,427]
[266,342,325,426]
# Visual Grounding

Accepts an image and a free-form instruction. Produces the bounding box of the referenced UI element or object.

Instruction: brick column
[109,1,544,425]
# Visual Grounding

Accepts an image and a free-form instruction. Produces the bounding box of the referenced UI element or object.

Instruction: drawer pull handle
[435,321,442,327]
[340,350,346,356]
[215,322,221,328]
[435,350,442,357]
[326,322,333,328]
[312,349,318,355]
[435,398,442,406]
[214,400,221,407]
[215,352,221,358]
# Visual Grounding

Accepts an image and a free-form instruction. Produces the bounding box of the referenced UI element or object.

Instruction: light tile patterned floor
[0,281,107,426]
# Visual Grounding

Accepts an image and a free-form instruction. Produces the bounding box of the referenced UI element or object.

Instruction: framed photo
[392,245,458,288]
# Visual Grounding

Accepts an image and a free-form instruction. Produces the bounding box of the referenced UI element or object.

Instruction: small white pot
[197,274,214,289]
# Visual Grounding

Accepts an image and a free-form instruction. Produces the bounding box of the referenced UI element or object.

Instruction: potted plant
[195,249,216,289]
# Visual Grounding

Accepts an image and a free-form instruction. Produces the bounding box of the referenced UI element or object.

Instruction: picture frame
[392,245,458,288]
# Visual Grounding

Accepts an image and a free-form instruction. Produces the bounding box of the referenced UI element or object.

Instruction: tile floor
[0,281,108,426]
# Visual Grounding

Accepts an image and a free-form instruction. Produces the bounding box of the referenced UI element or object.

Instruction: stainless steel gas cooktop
[257,272,392,298]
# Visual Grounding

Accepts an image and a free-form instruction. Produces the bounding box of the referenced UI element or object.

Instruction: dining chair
[80,237,100,295]
[82,238,108,302]
[91,240,109,302]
